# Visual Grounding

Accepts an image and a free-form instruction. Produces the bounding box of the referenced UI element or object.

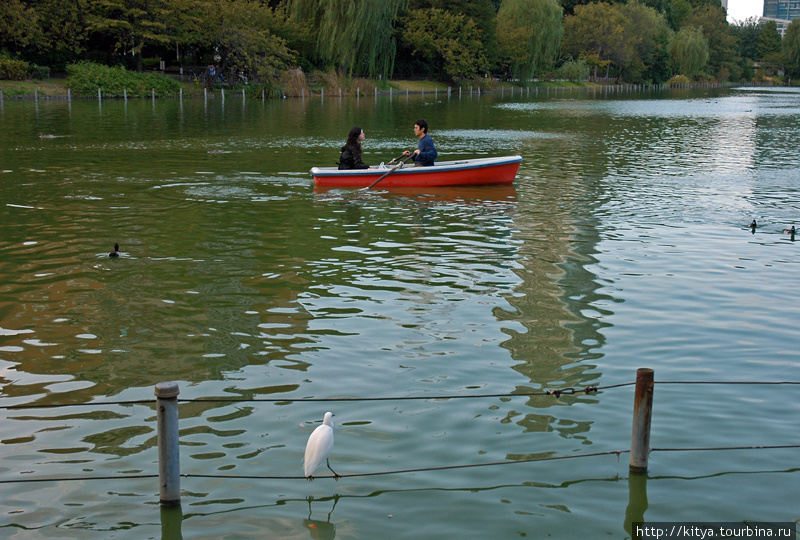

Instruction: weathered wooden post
[629,368,654,472]
[156,381,181,506]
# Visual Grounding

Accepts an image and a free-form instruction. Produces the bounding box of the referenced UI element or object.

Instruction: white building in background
[762,0,800,36]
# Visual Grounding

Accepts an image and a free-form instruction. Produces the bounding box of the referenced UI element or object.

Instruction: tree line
[1,0,798,88]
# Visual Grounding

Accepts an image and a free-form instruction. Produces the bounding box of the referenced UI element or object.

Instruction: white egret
[304,412,338,480]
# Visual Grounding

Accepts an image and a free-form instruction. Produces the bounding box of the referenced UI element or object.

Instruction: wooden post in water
[98,88,102,101]
[629,368,654,472]
[156,382,181,506]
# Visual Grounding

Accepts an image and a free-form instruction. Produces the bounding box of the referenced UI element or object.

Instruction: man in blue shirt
[404,118,437,166]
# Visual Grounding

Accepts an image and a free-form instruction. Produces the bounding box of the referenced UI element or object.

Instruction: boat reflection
[313,183,517,202]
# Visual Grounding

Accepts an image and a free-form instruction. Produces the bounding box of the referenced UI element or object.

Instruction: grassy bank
[0,77,594,98]
[0,76,759,99]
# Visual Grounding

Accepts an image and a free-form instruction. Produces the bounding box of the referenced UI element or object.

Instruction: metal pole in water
[629,368,654,472]
[156,381,181,506]
[98,88,102,101]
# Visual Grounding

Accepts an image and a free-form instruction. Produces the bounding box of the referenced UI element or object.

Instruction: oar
[386,152,406,165]
[362,153,413,190]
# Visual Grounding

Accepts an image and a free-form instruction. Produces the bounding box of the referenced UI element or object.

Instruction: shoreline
[0,80,774,102]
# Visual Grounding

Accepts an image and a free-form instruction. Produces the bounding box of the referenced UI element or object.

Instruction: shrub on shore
[0,57,30,80]
[66,62,181,97]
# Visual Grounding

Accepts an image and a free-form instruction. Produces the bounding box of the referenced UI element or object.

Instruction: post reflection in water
[160,504,184,540]
[624,472,649,536]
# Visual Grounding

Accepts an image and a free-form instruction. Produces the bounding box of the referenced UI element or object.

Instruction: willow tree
[668,26,708,78]
[495,0,563,82]
[290,0,407,79]
[783,19,800,78]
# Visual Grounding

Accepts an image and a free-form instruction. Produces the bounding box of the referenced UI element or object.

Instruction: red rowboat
[310,155,522,188]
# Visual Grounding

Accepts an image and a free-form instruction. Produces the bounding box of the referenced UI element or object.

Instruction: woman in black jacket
[338,126,371,170]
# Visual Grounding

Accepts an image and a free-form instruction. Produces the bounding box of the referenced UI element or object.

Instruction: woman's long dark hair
[346,126,363,154]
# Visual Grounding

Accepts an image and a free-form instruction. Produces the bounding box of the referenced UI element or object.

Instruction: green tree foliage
[689,4,738,79]
[205,0,295,78]
[563,2,629,80]
[668,25,708,77]
[617,2,672,83]
[782,19,800,77]
[662,0,690,30]
[401,7,488,82]
[85,0,173,71]
[289,0,407,78]
[0,0,768,85]
[495,0,562,82]
[0,0,44,53]
[33,0,90,68]
[756,20,782,62]
[409,0,499,66]
[734,17,760,61]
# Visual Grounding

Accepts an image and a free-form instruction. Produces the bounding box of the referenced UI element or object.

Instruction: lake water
[1,86,799,539]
